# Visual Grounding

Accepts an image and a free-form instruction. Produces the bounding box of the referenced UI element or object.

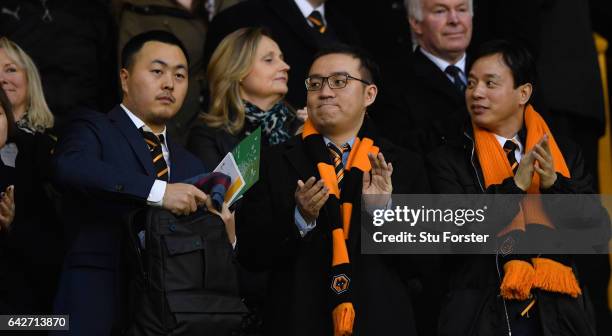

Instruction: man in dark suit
[51,31,210,335]
[236,44,429,335]
[372,0,473,155]
[203,0,360,108]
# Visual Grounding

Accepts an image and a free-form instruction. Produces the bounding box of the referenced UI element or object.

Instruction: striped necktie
[328,143,350,187]
[503,139,519,174]
[142,130,169,181]
[307,10,326,34]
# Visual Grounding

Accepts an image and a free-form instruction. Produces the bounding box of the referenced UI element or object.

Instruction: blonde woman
[187,27,303,170]
[0,37,53,134]
[0,37,60,314]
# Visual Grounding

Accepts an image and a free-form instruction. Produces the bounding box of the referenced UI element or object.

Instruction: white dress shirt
[121,104,169,206]
[494,133,524,163]
[419,48,467,85]
[294,0,327,26]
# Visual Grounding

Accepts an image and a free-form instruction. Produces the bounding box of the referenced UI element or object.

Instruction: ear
[364,84,378,108]
[119,68,130,96]
[517,83,532,105]
[409,16,422,36]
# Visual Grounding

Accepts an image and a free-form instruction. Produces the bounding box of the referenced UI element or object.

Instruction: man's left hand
[533,135,557,189]
[363,152,393,208]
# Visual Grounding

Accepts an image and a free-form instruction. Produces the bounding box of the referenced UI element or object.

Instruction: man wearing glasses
[235,44,429,335]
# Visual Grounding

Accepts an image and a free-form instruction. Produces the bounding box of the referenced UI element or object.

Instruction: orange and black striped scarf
[301,119,379,336]
[473,105,581,300]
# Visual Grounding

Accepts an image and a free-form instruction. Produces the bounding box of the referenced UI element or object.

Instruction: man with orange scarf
[236,44,429,335]
[427,40,609,336]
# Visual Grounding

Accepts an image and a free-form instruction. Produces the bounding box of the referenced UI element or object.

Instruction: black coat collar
[266,0,319,50]
[412,47,466,106]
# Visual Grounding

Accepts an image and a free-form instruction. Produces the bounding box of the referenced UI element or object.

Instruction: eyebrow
[468,73,501,79]
[262,51,285,59]
[308,71,349,77]
[151,59,187,70]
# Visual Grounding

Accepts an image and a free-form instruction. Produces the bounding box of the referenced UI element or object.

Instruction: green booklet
[213,127,261,205]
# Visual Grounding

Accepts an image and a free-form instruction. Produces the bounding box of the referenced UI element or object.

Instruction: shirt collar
[323,136,355,150]
[120,104,168,141]
[419,47,467,74]
[494,133,523,154]
[294,0,326,23]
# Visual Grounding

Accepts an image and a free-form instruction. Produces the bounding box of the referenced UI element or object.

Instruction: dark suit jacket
[51,106,205,335]
[372,48,468,155]
[235,125,430,335]
[203,0,361,107]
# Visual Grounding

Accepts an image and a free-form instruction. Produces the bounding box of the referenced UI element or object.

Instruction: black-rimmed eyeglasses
[305,73,372,91]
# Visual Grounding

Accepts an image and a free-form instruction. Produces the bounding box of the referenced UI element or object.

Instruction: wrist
[542,174,557,190]
[514,176,528,191]
[299,209,314,224]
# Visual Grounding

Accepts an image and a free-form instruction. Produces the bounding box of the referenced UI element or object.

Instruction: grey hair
[405,0,474,21]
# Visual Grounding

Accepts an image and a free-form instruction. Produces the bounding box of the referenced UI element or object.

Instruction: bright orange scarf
[474,104,570,235]
[473,105,581,300]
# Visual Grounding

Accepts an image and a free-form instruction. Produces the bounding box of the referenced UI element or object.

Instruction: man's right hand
[163,183,208,216]
[295,177,329,223]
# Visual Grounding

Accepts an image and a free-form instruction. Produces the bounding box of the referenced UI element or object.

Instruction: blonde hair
[202,27,272,135]
[0,37,54,132]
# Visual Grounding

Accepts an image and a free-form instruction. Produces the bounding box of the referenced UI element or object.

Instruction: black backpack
[123,207,248,336]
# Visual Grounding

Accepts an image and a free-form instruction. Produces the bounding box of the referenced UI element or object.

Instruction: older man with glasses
[235,44,430,336]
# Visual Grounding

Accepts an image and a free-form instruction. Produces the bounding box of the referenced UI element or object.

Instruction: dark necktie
[445,65,466,93]
[503,140,519,174]
[307,10,326,34]
[328,143,351,188]
[142,130,169,181]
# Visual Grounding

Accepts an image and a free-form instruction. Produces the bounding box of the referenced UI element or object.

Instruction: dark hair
[0,87,15,139]
[311,44,381,85]
[121,30,190,70]
[468,39,536,88]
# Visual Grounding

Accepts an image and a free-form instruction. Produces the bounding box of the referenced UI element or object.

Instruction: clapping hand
[295,177,329,223]
[514,135,556,191]
[0,185,15,233]
[362,152,393,209]
[532,135,557,189]
[296,106,308,122]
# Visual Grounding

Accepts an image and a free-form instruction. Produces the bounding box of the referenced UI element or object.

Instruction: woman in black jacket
[187,27,306,335]
[0,37,62,315]
[187,27,304,170]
